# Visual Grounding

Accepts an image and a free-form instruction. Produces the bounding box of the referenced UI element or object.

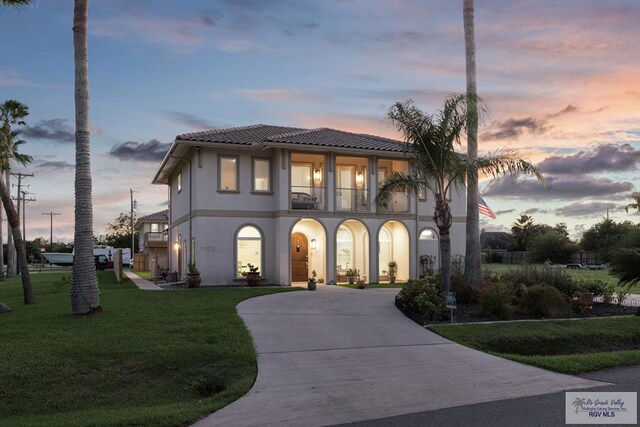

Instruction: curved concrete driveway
[194,286,605,426]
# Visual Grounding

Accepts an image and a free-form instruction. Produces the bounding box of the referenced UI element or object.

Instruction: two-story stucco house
[134,209,169,273]
[152,124,466,285]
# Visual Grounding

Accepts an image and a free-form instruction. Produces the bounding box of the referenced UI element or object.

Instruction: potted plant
[388,261,397,284]
[346,268,356,284]
[356,279,365,289]
[186,261,201,288]
[246,263,261,287]
[308,270,317,291]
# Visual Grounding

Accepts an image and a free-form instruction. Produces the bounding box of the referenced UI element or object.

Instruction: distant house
[134,209,168,273]
[152,124,467,285]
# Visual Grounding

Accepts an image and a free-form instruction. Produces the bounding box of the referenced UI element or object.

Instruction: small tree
[378,96,542,292]
[528,231,578,264]
[104,212,138,251]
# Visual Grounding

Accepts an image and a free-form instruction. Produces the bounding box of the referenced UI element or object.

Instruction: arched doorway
[291,218,326,284]
[378,220,410,281]
[336,219,369,282]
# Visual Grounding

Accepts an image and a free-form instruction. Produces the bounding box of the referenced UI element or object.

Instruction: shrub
[398,276,445,321]
[500,265,575,296]
[574,278,614,299]
[477,283,517,320]
[527,231,578,264]
[520,285,570,318]
[610,248,640,289]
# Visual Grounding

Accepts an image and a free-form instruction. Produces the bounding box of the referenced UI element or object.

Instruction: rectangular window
[150,223,160,233]
[219,156,238,191]
[177,172,182,193]
[252,158,271,192]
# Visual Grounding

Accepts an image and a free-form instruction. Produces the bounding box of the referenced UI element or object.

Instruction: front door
[291,232,308,282]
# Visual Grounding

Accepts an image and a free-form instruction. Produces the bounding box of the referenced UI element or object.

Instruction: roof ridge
[177,124,270,139]
[318,127,405,144]
[266,127,318,141]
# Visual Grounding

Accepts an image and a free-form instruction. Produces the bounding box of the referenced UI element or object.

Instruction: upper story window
[150,223,160,233]
[177,171,182,193]
[252,158,271,193]
[219,155,238,192]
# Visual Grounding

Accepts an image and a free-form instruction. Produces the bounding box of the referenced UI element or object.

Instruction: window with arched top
[419,229,437,240]
[236,225,262,277]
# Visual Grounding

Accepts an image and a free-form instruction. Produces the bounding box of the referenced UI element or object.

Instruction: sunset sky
[1,0,639,242]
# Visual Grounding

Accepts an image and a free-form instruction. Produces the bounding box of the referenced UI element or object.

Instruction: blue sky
[1,0,640,242]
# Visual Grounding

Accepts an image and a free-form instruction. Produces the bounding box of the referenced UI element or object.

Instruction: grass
[337,282,404,289]
[429,317,640,375]
[0,271,297,427]
[483,263,640,292]
[134,269,153,279]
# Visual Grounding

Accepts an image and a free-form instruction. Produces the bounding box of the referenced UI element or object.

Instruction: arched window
[237,226,262,277]
[336,225,353,270]
[379,227,391,274]
[419,229,437,240]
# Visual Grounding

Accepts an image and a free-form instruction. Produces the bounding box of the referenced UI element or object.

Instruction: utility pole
[42,211,61,252]
[9,172,33,277]
[13,190,36,252]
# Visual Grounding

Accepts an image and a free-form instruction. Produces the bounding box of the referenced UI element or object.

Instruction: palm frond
[376,172,423,208]
[472,149,545,185]
[610,248,640,288]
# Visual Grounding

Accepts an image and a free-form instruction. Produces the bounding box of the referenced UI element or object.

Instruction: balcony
[145,231,168,248]
[378,191,409,213]
[290,186,325,210]
[335,188,369,212]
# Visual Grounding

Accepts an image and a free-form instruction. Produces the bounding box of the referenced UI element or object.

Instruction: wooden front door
[291,232,308,282]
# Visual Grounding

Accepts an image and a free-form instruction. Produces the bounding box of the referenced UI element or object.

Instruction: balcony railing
[145,232,168,244]
[290,186,325,210]
[336,188,369,212]
[378,191,409,213]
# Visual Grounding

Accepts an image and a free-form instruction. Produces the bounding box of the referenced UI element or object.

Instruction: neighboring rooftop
[135,209,168,229]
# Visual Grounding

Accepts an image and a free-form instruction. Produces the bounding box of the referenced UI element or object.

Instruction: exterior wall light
[310,239,317,250]
[356,172,364,187]
[174,241,180,250]
[313,169,322,184]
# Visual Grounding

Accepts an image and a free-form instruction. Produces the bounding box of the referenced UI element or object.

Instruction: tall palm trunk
[0,198,4,281]
[5,171,16,277]
[0,177,34,304]
[463,0,482,286]
[434,194,453,293]
[71,0,101,314]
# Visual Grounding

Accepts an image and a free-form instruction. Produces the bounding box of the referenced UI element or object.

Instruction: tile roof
[175,124,409,153]
[267,127,407,152]
[137,209,168,223]
[176,124,303,145]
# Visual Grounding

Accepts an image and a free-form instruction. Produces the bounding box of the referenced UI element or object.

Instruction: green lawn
[134,269,153,279]
[429,317,640,375]
[0,271,297,427]
[483,263,640,292]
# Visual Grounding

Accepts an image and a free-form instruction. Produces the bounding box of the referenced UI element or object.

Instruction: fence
[485,250,604,265]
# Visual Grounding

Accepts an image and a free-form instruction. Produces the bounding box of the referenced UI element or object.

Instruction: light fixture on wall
[313,169,322,183]
[174,241,180,250]
[356,171,364,187]
[310,239,317,250]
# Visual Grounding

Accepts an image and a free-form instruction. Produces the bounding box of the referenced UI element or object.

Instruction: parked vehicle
[95,254,110,271]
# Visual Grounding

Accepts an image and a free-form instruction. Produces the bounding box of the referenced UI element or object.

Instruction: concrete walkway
[194,286,606,427]
[124,271,163,291]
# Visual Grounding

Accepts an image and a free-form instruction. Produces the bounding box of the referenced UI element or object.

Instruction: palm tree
[71,0,101,314]
[377,96,542,293]
[624,192,640,215]
[0,100,35,304]
[463,0,482,286]
[1,0,29,6]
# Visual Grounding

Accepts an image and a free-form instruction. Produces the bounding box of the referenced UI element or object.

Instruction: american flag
[479,196,496,219]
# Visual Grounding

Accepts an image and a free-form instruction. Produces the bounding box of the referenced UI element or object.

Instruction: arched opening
[418,228,439,276]
[236,225,263,277]
[336,219,369,282]
[378,220,410,282]
[291,218,326,284]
